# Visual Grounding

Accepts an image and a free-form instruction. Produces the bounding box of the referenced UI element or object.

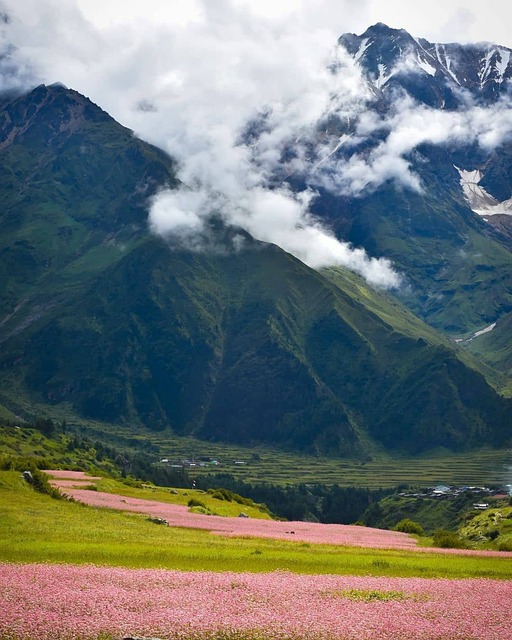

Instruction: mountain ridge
[339,22,512,104]
[0,56,511,457]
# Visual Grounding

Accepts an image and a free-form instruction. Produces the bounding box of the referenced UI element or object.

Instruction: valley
[1,8,512,639]
[1,465,511,639]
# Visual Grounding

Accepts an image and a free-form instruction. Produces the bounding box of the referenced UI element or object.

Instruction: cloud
[2,0,511,291]
[0,0,404,288]
[148,162,403,288]
[136,10,404,288]
[306,88,512,196]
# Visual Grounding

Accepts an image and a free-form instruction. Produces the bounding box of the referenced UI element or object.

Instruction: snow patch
[313,134,352,169]
[454,322,497,345]
[444,54,460,85]
[478,49,494,88]
[416,56,436,76]
[354,38,371,62]
[458,168,483,184]
[374,63,394,88]
[435,44,460,85]
[473,323,496,339]
[478,47,510,87]
[496,48,511,83]
[455,166,512,216]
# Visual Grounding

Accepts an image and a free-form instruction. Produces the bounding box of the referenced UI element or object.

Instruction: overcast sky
[2,0,512,288]
[75,0,512,48]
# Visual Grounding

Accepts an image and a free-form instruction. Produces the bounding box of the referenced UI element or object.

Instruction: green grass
[1,471,511,579]
[459,505,512,551]
[0,424,120,477]
[0,403,16,421]
[89,477,271,519]
[362,492,512,545]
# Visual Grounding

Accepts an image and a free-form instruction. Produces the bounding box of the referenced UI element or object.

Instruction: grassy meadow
[68,475,272,519]
[1,470,512,580]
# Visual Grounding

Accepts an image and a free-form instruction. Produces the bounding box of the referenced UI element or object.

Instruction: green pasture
[84,476,271,519]
[1,471,511,579]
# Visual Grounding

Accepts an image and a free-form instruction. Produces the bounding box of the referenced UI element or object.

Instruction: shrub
[497,539,512,552]
[0,455,65,500]
[393,518,424,535]
[209,490,228,501]
[120,477,143,489]
[187,498,207,509]
[189,506,213,515]
[24,468,65,500]
[207,487,255,507]
[432,529,468,549]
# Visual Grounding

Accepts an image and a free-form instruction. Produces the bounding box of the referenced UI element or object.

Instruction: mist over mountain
[287,24,512,335]
[0,22,511,457]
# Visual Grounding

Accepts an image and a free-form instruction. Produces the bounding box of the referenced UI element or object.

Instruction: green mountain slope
[0,84,510,458]
[3,234,510,456]
[0,83,177,336]
[314,148,512,335]
[467,312,512,389]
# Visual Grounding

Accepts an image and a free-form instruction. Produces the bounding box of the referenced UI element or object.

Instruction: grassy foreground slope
[1,470,511,579]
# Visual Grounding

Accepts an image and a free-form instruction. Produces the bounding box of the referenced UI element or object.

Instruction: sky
[1,0,512,288]
[74,0,512,49]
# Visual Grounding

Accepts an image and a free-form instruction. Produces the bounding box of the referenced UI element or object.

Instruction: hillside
[466,311,512,387]
[0,81,511,459]
[5,229,510,455]
[0,83,177,332]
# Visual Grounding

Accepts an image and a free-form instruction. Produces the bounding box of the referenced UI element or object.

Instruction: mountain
[466,311,512,381]
[0,83,178,325]
[296,24,512,339]
[339,23,512,106]
[322,24,512,389]
[0,83,510,457]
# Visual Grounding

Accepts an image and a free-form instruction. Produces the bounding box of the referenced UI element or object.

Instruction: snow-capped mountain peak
[339,24,512,106]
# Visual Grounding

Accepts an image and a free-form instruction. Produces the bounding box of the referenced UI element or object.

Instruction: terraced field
[95,425,512,488]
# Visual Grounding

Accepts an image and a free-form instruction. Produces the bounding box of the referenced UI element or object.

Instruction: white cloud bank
[1,1,512,289]
[310,95,512,195]
[0,0,406,288]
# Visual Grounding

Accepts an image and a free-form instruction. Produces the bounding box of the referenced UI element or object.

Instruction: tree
[33,417,55,437]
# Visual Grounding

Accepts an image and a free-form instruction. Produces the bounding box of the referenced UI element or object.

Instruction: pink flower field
[67,487,420,549]
[43,472,510,556]
[43,470,102,481]
[1,563,511,640]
